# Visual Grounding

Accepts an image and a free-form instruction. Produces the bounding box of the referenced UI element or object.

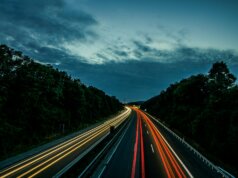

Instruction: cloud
[2,1,237,66]
[56,59,226,102]
[171,47,238,64]
[1,0,238,102]
[113,50,128,58]
[55,55,238,102]
[129,39,238,64]
[133,40,154,53]
[0,0,98,63]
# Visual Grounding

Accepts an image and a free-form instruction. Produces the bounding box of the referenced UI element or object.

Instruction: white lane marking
[150,144,154,153]
[147,131,149,135]
[97,117,133,178]
[147,112,229,177]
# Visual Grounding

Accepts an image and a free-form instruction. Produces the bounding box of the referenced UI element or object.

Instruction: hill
[127,101,144,106]
[0,44,122,159]
[141,61,238,175]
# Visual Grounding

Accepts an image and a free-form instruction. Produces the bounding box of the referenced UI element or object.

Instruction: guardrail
[53,108,131,178]
[78,112,132,178]
[145,112,235,178]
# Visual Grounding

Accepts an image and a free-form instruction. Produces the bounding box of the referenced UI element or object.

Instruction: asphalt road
[96,109,138,178]
[1,106,226,178]
[0,107,131,178]
[95,107,223,178]
[147,112,223,178]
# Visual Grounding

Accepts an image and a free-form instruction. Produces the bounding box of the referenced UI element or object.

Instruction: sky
[1,0,238,102]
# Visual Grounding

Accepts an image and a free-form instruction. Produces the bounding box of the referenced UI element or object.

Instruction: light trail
[132,107,172,178]
[139,110,187,178]
[143,114,172,178]
[139,114,145,178]
[0,107,131,178]
[145,114,185,178]
[26,111,130,178]
[131,113,139,178]
[18,126,110,178]
[1,109,129,175]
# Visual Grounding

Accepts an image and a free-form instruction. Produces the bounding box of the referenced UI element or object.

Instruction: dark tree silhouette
[0,45,122,159]
[208,61,236,91]
[141,61,238,175]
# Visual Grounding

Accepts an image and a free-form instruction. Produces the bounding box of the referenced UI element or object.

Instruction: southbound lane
[98,110,138,178]
[0,108,131,178]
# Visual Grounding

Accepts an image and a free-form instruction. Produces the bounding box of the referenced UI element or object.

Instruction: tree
[0,45,123,160]
[208,61,236,91]
[141,61,238,174]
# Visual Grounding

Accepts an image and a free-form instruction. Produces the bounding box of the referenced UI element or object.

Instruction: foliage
[141,61,238,173]
[0,45,122,159]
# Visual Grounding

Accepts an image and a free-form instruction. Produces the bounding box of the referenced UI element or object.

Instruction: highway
[0,107,131,178]
[94,107,223,178]
[0,106,228,178]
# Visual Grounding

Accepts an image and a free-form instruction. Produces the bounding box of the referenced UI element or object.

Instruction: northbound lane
[94,107,222,178]
[95,107,192,178]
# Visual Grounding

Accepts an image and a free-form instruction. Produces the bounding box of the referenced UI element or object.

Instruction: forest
[0,45,122,160]
[141,61,238,174]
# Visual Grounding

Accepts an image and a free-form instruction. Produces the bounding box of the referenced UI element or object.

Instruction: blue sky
[1,0,238,101]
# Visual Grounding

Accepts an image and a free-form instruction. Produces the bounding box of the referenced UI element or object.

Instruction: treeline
[0,45,122,159]
[141,62,238,174]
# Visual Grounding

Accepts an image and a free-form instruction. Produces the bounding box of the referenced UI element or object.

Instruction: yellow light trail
[1,123,105,177]
[26,113,129,178]
[18,126,109,178]
[0,107,131,178]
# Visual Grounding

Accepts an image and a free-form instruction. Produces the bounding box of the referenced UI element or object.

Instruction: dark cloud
[172,47,238,64]
[133,40,154,53]
[93,37,238,100]
[144,35,153,44]
[130,39,238,64]
[157,25,190,45]
[0,0,98,61]
[34,47,72,63]
[1,0,238,101]
[113,50,128,57]
[56,59,238,102]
